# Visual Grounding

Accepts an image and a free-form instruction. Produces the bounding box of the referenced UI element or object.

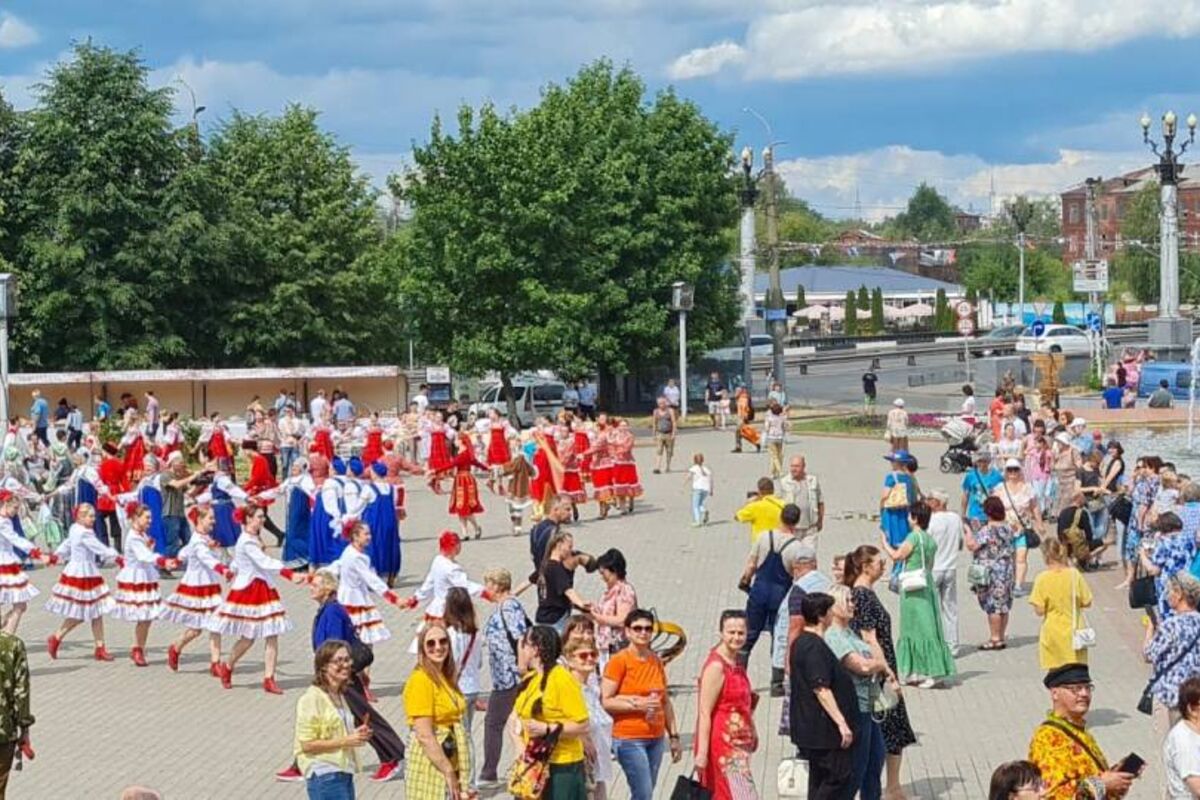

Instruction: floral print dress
[1125,474,1159,563]
[972,522,1016,614]
[695,649,758,800]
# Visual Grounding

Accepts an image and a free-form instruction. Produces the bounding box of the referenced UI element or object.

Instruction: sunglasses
[330,656,353,665]
[424,637,450,650]
[572,651,599,662]
[628,624,654,634]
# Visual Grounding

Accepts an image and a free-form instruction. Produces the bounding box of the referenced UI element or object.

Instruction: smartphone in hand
[1117,752,1145,776]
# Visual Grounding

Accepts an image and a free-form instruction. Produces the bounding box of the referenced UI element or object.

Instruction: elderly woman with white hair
[1144,573,1200,736]
[885,399,909,454]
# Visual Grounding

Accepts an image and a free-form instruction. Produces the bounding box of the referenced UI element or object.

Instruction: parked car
[703,334,774,362]
[468,377,566,428]
[1138,362,1192,400]
[975,324,1025,356]
[1014,324,1093,355]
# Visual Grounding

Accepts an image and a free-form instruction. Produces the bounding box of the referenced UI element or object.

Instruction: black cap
[1044,662,1090,688]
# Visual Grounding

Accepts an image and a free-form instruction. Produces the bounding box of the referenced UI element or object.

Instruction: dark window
[532,384,564,404]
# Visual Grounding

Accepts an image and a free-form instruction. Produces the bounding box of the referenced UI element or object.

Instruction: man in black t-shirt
[704,371,726,429]
[861,369,878,414]
[789,592,856,799]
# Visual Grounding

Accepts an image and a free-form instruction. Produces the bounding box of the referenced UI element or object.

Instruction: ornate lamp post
[738,146,759,393]
[1142,109,1197,359]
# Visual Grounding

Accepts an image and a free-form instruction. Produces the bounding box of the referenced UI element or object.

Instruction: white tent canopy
[792,305,829,318]
[899,302,934,318]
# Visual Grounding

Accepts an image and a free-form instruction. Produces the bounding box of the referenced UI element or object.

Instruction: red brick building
[1061,166,1200,262]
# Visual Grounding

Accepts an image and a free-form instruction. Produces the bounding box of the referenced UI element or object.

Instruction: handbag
[898,531,928,593]
[507,725,562,799]
[777,757,810,798]
[1127,563,1158,610]
[1002,481,1040,550]
[967,562,992,590]
[872,677,901,717]
[1069,568,1096,651]
[1138,624,1200,714]
[883,477,910,510]
[670,773,713,800]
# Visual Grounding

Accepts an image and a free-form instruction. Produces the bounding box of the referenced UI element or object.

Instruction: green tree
[795,285,806,309]
[857,284,870,311]
[986,196,1061,240]
[892,183,956,242]
[934,288,950,331]
[1111,182,1160,303]
[1052,300,1067,323]
[12,43,187,369]
[870,287,884,333]
[0,90,23,274]
[959,243,1072,301]
[399,60,738,407]
[965,286,979,327]
[843,290,857,335]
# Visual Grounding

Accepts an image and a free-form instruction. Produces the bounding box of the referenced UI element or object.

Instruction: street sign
[1085,312,1102,333]
[956,318,975,336]
[764,308,788,322]
[955,301,973,319]
[1072,259,1109,292]
[1031,320,1046,337]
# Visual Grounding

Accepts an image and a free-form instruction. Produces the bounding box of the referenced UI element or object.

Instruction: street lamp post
[670,282,694,419]
[738,147,759,395]
[1007,197,1034,326]
[744,107,787,391]
[1142,109,1198,359]
[0,275,18,425]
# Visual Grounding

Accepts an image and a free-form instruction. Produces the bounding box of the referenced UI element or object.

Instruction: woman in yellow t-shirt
[403,622,474,800]
[1029,539,1093,669]
[510,625,591,799]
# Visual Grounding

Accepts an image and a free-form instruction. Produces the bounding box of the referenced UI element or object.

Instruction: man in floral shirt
[0,631,33,796]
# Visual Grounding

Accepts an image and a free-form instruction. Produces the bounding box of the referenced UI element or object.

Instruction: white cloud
[774,145,1147,222]
[666,41,746,79]
[670,0,1200,80]
[0,13,37,49]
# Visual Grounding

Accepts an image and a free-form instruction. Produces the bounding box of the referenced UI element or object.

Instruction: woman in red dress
[361,413,384,466]
[484,408,514,495]
[609,418,643,514]
[528,419,561,521]
[425,411,455,493]
[309,418,335,463]
[573,423,593,485]
[694,610,759,800]
[587,415,616,520]
[557,422,588,517]
[447,438,488,540]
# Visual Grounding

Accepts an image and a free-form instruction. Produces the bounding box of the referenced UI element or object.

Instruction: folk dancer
[97,442,127,549]
[361,462,403,587]
[209,504,303,694]
[425,411,456,493]
[111,504,181,666]
[448,437,488,540]
[483,409,516,495]
[331,521,403,700]
[610,418,643,515]
[587,415,617,520]
[557,422,587,520]
[195,459,249,549]
[309,457,350,568]
[45,503,118,661]
[120,455,169,557]
[529,419,563,522]
[242,439,284,546]
[402,531,490,625]
[0,490,50,635]
[163,506,231,675]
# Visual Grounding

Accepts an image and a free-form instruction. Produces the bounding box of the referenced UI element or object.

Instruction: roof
[8,365,402,386]
[754,265,963,296]
[1061,165,1200,197]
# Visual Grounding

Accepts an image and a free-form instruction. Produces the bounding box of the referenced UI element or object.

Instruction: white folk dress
[162,535,229,629]
[45,522,119,620]
[111,529,166,622]
[331,544,392,644]
[207,533,294,640]
[0,515,39,605]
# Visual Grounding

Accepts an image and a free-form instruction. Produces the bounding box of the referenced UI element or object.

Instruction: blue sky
[2,1,1197,221]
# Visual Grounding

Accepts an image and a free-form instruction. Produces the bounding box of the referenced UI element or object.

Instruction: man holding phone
[1028,663,1140,798]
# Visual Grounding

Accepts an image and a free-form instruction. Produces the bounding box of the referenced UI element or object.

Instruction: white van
[469,378,567,428]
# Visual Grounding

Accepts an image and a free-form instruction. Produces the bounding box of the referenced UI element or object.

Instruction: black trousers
[99,511,121,551]
[801,746,854,800]
[480,684,521,781]
[346,675,405,764]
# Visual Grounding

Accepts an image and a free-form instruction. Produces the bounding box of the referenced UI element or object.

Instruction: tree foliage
[958,243,1072,301]
[843,290,857,335]
[891,183,956,242]
[870,287,884,333]
[398,60,738,391]
[1052,300,1066,324]
[795,285,807,309]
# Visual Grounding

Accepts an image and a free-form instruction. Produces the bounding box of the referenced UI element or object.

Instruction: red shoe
[46,635,60,661]
[209,662,220,678]
[262,676,283,695]
[274,765,303,783]
[166,644,180,672]
[131,647,148,667]
[369,761,401,782]
[18,741,33,761]
[93,645,114,662]
[362,674,378,704]
[217,662,233,689]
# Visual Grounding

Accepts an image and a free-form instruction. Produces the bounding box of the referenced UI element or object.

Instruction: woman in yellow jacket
[404,622,475,800]
[510,625,591,799]
[293,640,372,799]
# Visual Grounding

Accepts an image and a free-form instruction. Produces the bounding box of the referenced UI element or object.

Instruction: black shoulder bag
[1001,481,1041,550]
[1138,624,1200,714]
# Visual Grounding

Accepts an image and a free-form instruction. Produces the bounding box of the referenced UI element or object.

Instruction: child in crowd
[684,452,713,527]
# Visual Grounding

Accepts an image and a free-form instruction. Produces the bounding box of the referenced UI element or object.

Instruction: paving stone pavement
[11,430,1158,799]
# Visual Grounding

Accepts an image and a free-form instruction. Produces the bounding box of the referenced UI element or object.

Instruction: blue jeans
[691,489,709,524]
[163,516,188,556]
[614,737,665,800]
[849,711,884,800]
[281,446,299,477]
[305,771,355,800]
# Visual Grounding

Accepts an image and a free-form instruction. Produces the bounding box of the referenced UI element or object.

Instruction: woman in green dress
[879,500,957,689]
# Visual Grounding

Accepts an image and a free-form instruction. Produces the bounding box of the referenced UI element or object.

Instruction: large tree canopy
[398,60,739,392]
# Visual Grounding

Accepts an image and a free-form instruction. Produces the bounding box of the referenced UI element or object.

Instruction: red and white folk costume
[111,524,170,624]
[46,522,119,621]
[557,429,588,505]
[448,445,488,519]
[163,531,230,631]
[425,417,456,490]
[587,423,617,512]
[406,532,488,622]
[331,542,398,644]
[609,422,643,503]
[0,509,43,609]
[207,533,295,642]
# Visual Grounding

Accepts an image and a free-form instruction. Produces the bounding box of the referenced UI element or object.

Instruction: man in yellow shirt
[734,477,785,543]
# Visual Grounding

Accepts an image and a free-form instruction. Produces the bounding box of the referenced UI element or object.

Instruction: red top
[209,428,231,459]
[97,457,126,512]
[243,452,278,503]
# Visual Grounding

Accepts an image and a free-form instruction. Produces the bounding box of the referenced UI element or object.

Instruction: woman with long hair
[511,625,591,800]
[445,587,483,790]
[45,503,119,661]
[292,639,372,799]
[0,490,49,635]
[447,436,488,540]
[693,609,759,800]
[609,419,643,515]
[588,415,617,520]
[993,458,1041,596]
[111,504,180,666]
[209,504,302,694]
[563,637,613,800]
[162,506,229,675]
[1029,538,1093,670]
[965,496,1017,650]
[403,622,473,800]
[844,546,915,800]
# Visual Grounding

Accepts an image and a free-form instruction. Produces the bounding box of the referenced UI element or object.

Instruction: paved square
[12,428,1155,798]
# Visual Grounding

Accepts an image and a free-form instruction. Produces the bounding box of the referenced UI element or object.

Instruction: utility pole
[1084,177,1103,378]
[738,147,759,395]
[1008,197,1034,326]
[763,145,786,387]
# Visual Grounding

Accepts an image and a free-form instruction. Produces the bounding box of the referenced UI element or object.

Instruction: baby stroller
[938,418,991,474]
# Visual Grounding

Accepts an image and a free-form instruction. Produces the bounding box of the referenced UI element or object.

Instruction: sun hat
[893,398,905,407]
[1004,458,1022,470]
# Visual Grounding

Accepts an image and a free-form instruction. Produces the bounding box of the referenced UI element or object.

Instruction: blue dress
[282,484,312,566]
[363,483,400,578]
[309,480,347,568]
[75,478,106,542]
[211,483,240,548]
[881,472,914,547]
[139,481,168,555]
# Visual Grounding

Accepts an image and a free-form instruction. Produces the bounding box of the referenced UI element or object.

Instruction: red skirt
[428,433,454,474]
[312,429,335,461]
[592,464,615,502]
[561,470,587,503]
[612,462,643,498]
[362,431,383,466]
[574,433,592,483]
[487,429,511,466]
[448,472,484,518]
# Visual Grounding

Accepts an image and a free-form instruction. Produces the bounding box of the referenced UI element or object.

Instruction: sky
[1,0,1197,222]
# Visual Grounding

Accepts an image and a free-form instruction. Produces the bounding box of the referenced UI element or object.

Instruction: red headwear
[186,506,201,526]
[438,530,460,554]
[124,501,139,518]
[341,519,358,540]
[0,490,13,504]
[232,506,247,525]
[382,440,395,452]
